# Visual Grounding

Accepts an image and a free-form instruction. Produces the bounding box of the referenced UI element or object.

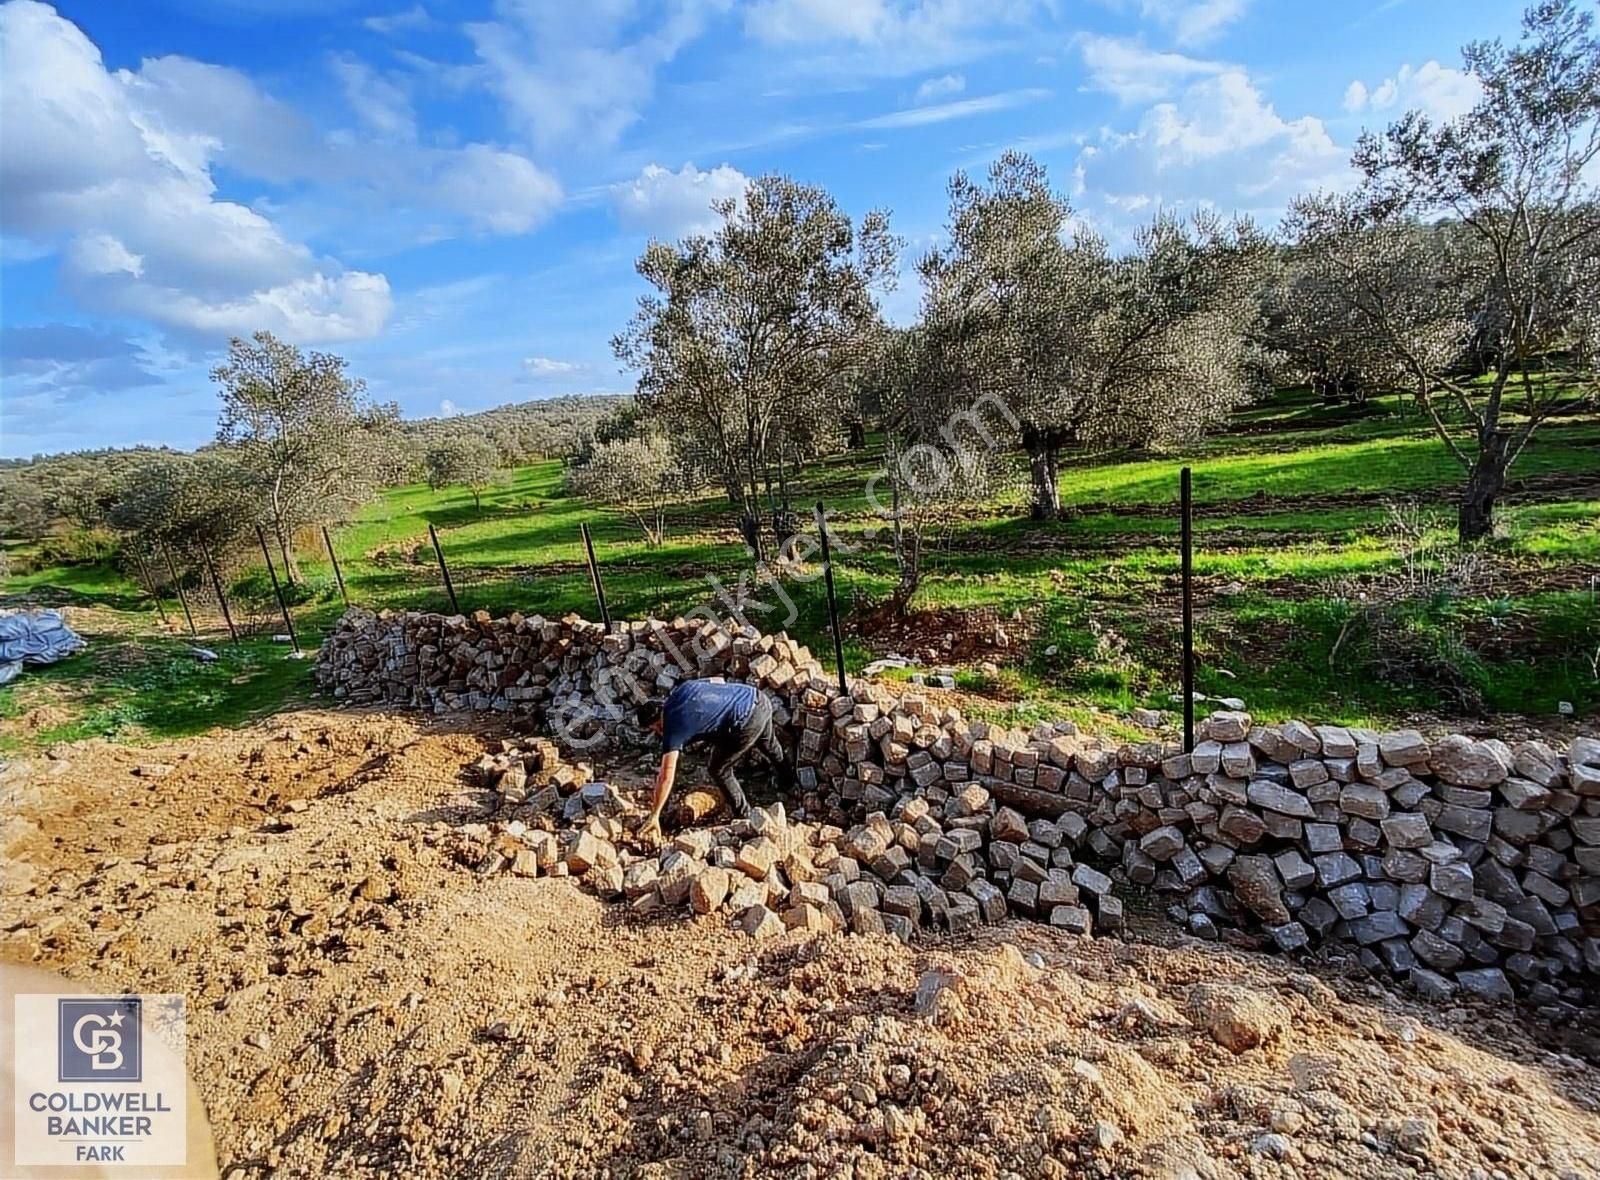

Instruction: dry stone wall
[316,608,1600,1008]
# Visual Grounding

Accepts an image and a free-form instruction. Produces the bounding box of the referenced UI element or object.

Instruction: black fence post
[322,525,350,607]
[814,501,849,696]
[427,522,460,614]
[256,524,301,655]
[161,545,197,636]
[131,552,169,626]
[198,538,238,643]
[1180,466,1195,753]
[580,522,611,629]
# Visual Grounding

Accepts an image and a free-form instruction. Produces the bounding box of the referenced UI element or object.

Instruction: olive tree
[106,451,256,561]
[921,153,1081,520]
[566,434,694,547]
[423,432,506,512]
[0,471,50,542]
[1257,247,1412,404]
[214,331,398,580]
[924,155,1263,519]
[1070,211,1267,450]
[1298,0,1600,541]
[613,174,897,559]
[866,326,1014,610]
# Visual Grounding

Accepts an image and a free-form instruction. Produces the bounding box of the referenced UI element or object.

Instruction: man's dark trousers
[708,693,784,816]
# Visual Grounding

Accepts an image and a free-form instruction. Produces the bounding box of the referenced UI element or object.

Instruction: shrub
[36,529,120,567]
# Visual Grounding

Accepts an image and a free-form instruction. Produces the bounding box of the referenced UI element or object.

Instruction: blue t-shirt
[660,680,758,753]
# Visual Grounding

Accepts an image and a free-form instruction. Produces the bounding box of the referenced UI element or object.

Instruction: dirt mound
[3,711,1599,1179]
[852,604,1036,664]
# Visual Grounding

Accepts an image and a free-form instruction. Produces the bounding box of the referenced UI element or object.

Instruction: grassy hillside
[3,389,1597,748]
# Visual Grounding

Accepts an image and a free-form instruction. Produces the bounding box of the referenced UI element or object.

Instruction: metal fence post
[427,522,460,614]
[256,524,301,655]
[580,522,611,629]
[1180,466,1195,754]
[131,552,169,626]
[322,525,350,607]
[814,500,849,696]
[198,538,238,643]
[161,545,197,636]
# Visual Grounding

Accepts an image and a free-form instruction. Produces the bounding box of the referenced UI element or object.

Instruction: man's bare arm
[638,750,679,840]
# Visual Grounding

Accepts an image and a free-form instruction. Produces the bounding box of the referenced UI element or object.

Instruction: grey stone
[1410,929,1465,973]
[1049,905,1093,935]
[1305,822,1344,854]
[1377,730,1430,767]
[1379,812,1432,849]
[1398,883,1446,930]
[1430,860,1475,902]
[1314,851,1362,888]
[1273,849,1316,891]
[1139,825,1186,861]
[1339,782,1390,821]
[1456,967,1515,1001]
[1071,863,1113,896]
[1430,734,1512,788]
[1247,780,1314,818]
[1434,804,1492,843]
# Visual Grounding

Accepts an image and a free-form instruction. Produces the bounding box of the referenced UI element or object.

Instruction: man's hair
[636,700,663,729]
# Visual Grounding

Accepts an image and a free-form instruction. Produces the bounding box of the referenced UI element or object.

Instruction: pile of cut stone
[460,748,1118,945]
[319,608,1600,1009]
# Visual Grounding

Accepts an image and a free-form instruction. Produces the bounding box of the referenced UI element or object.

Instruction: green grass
[4,385,1597,744]
[0,634,313,753]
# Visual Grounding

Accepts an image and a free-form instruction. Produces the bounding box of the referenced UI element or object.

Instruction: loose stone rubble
[318,608,1600,1009]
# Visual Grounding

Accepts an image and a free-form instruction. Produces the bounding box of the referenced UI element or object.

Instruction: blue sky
[0,0,1517,458]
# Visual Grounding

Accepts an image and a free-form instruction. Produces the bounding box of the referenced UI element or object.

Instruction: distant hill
[401,393,629,463]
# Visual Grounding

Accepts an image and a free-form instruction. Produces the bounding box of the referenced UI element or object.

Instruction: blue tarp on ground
[0,609,86,685]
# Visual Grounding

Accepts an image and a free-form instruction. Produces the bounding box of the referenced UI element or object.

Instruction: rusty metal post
[256,524,300,654]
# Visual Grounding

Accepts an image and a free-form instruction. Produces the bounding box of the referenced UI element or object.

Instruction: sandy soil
[3,708,1599,1180]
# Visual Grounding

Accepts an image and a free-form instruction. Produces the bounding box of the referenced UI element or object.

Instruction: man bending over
[635,679,789,843]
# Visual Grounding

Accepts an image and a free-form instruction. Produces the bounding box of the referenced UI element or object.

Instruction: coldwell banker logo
[59,998,142,1083]
[11,992,187,1167]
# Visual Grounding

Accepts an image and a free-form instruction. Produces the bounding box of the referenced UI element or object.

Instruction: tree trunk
[887,477,918,615]
[738,509,764,563]
[888,567,919,616]
[1458,430,1509,543]
[272,519,300,584]
[1023,427,1061,521]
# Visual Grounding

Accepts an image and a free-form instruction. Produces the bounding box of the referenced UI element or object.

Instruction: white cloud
[0,2,565,351]
[332,55,415,140]
[859,87,1050,129]
[1075,68,1353,229]
[0,0,390,343]
[466,1,719,150]
[743,0,1049,76]
[523,356,584,376]
[412,145,563,236]
[746,0,892,42]
[1077,34,1225,104]
[439,397,460,416]
[1133,0,1249,47]
[612,162,751,238]
[914,72,965,102]
[364,4,431,34]
[1343,61,1481,123]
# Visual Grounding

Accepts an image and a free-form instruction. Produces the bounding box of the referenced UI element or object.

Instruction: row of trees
[574,0,1598,598]
[3,340,626,586]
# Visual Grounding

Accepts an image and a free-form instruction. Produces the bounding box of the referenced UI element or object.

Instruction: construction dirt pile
[3,709,1600,1179]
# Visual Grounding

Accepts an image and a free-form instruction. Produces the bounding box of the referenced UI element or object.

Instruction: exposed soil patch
[850,603,1038,663]
[2,711,1599,1178]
